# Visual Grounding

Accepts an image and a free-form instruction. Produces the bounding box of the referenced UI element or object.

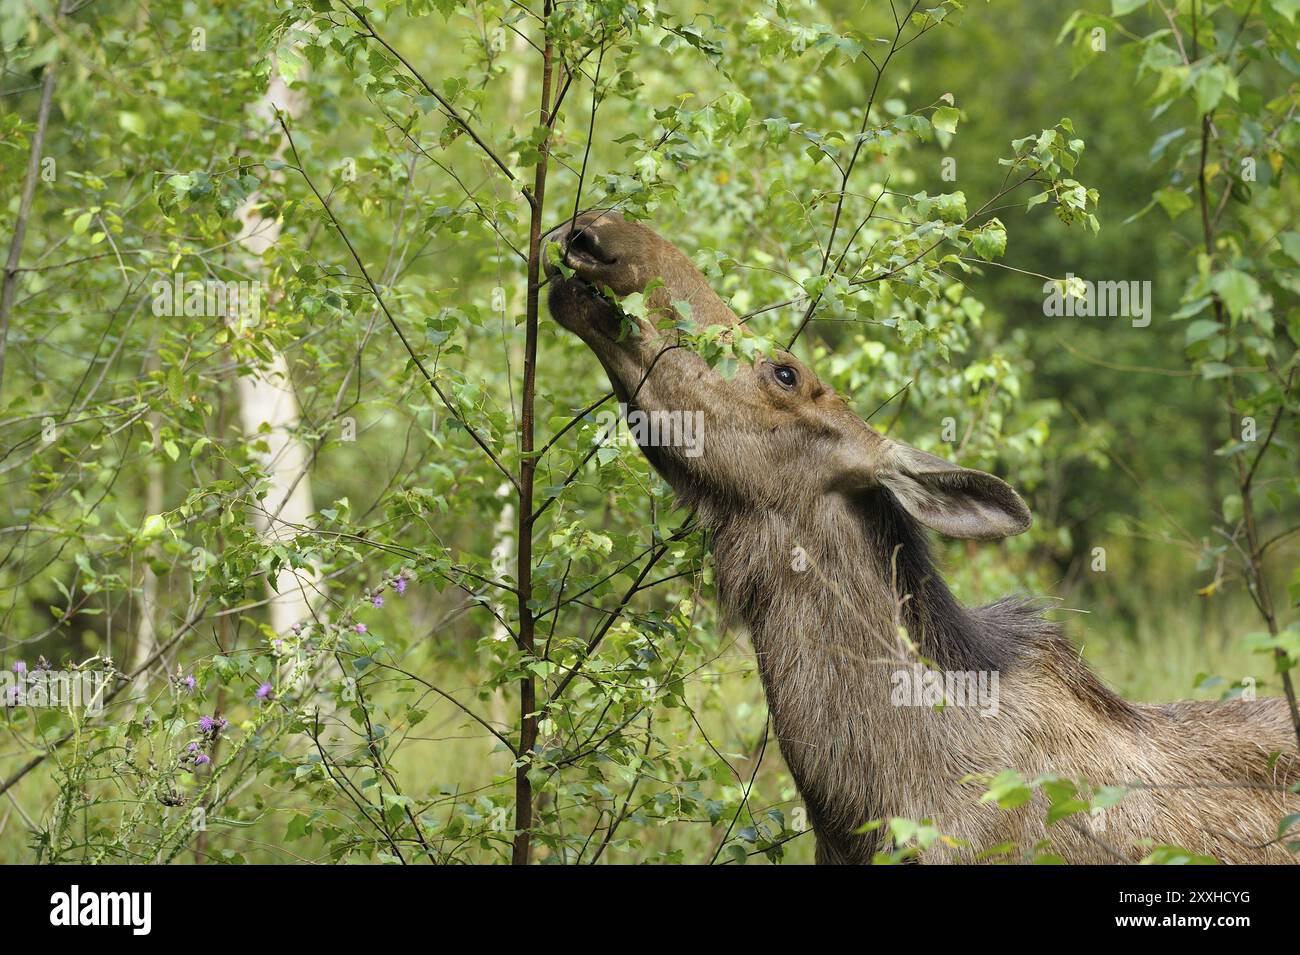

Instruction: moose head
[544,210,1031,541]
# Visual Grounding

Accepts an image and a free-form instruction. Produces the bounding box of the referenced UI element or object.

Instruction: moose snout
[544,215,629,344]
[543,217,620,286]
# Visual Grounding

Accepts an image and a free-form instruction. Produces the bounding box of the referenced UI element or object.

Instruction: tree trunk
[233,70,321,636]
[0,62,57,397]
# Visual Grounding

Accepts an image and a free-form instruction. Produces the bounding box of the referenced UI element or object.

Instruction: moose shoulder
[544,210,1300,864]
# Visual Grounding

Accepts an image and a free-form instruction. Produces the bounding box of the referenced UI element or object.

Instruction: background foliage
[0,0,1296,863]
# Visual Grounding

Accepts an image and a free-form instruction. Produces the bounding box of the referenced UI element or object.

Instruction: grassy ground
[0,580,1282,864]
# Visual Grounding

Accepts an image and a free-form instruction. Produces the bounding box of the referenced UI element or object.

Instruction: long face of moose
[544,210,1032,540]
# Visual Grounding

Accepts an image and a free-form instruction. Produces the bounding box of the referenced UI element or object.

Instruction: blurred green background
[0,0,1295,863]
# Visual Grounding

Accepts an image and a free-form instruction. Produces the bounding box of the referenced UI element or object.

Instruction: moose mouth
[547,275,651,410]
[546,272,630,344]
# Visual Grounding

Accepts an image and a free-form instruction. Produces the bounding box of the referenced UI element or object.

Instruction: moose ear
[875,443,1032,540]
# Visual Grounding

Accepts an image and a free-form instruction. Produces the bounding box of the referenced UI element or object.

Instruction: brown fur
[544,210,1299,864]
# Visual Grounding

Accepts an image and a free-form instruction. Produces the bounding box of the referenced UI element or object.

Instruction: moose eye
[773,364,798,389]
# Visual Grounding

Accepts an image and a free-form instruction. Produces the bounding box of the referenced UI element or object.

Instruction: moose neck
[706,488,1027,673]
[701,487,1030,859]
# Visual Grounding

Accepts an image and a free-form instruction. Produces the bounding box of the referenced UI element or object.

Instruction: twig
[708,719,770,864]
[342,2,522,196]
[0,63,57,395]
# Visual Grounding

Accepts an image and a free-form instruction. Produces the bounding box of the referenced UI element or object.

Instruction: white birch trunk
[234,71,319,635]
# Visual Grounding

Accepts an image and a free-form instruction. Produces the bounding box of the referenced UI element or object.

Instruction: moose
[544,210,1300,864]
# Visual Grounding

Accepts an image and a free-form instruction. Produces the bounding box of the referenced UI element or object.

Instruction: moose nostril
[567,227,617,266]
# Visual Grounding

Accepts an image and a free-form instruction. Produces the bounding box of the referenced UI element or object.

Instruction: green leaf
[1211,269,1260,320]
[1046,798,1090,825]
[1183,319,1221,345]
[1271,0,1300,24]
[285,814,313,841]
[140,514,167,540]
[1194,64,1237,114]
[1276,232,1300,265]
[970,218,1007,260]
[1154,186,1192,220]
[981,770,1032,809]
[932,106,959,134]
[117,111,145,136]
[1092,786,1129,810]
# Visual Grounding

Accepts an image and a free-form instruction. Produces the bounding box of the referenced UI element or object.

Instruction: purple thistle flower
[256,682,273,701]
[187,742,199,753]
[371,594,384,609]
[393,576,408,596]
[195,753,211,766]
[218,716,228,730]
[291,623,302,635]
[11,661,26,674]
[183,674,196,692]
[198,715,215,733]
[354,623,366,634]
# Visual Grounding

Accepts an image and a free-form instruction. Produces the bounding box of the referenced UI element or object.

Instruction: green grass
[0,585,1285,865]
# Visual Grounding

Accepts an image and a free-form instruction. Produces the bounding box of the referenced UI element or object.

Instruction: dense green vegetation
[0,0,1296,863]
